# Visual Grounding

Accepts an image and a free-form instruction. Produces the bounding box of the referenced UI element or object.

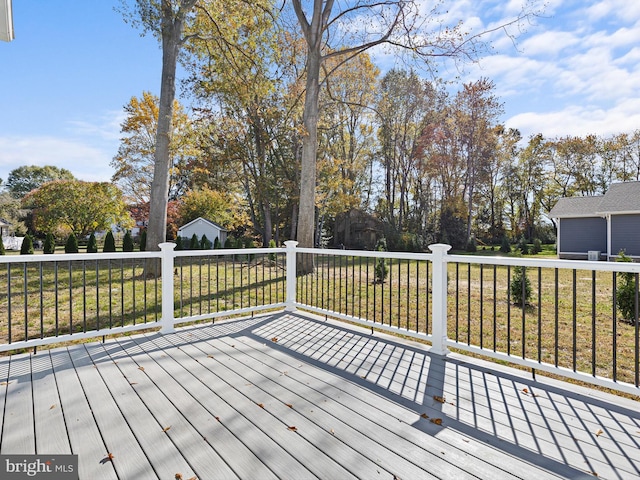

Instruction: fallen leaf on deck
[522,388,529,394]
[100,453,115,464]
[430,418,443,425]
[175,474,182,480]
[0,381,12,386]
[162,426,171,432]
[49,404,56,410]
[207,355,214,359]
[330,428,335,435]
[214,416,220,422]
[433,395,445,403]
[287,426,298,432]
[188,477,197,480]
[257,403,264,409]
[420,413,429,419]
[271,337,278,342]
[595,429,604,437]
[129,382,138,385]
[138,366,145,371]
[285,403,293,408]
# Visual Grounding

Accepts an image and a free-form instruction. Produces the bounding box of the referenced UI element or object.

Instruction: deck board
[0,311,639,480]
[84,342,197,479]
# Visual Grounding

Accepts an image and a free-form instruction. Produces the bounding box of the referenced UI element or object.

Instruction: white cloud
[0,135,115,183]
[506,97,640,139]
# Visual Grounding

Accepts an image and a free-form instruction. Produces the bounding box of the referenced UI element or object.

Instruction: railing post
[429,243,451,355]
[284,240,298,312]
[159,242,176,334]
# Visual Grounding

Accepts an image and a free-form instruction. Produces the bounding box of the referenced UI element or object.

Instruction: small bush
[200,234,211,250]
[139,230,147,251]
[374,238,389,283]
[268,239,277,262]
[510,265,532,306]
[213,236,221,249]
[189,234,200,250]
[0,238,5,255]
[531,238,542,255]
[65,233,79,253]
[103,231,116,252]
[518,237,529,255]
[499,236,511,254]
[20,234,34,255]
[87,233,98,253]
[123,231,134,252]
[174,236,184,250]
[44,233,56,254]
[224,237,234,248]
[616,251,638,323]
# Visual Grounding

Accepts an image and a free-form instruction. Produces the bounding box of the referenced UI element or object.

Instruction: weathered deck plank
[0,311,638,480]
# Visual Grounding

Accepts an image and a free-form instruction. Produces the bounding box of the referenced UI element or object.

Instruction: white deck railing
[0,241,638,395]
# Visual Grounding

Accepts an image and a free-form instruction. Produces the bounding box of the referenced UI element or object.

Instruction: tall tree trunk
[145,0,195,276]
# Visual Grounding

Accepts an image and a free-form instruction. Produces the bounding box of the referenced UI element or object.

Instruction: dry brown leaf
[522,388,529,395]
[430,418,443,425]
[433,395,445,403]
[49,404,56,410]
[257,403,264,409]
[330,428,335,435]
[271,337,279,342]
[162,426,171,433]
[285,403,293,408]
[287,426,298,432]
[129,382,138,385]
[0,381,12,386]
[138,366,145,371]
[595,428,604,437]
[175,474,182,480]
[214,416,220,422]
[188,477,197,480]
[420,413,429,419]
[207,355,214,359]
[100,452,115,464]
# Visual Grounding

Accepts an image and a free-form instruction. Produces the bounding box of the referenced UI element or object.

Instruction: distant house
[177,217,228,247]
[549,181,640,260]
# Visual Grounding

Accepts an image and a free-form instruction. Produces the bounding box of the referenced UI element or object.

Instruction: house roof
[549,181,640,218]
[178,217,228,232]
[549,196,605,218]
[596,181,640,213]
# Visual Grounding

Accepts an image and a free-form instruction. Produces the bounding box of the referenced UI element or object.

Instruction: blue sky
[1,0,639,184]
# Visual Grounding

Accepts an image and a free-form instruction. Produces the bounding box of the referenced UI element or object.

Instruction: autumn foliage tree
[23,180,133,237]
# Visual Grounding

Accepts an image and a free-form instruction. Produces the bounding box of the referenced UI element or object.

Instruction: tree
[103,231,116,253]
[123,231,135,252]
[140,230,147,251]
[290,0,541,273]
[0,238,4,255]
[20,234,34,255]
[111,92,196,204]
[5,165,75,198]
[177,187,245,231]
[87,232,98,253]
[43,233,56,254]
[65,233,79,253]
[616,251,638,324]
[187,233,198,250]
[510,265,531,306]
[23,180,133,237]
[121,0,199,273]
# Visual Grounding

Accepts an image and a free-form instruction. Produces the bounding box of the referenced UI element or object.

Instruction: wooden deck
[0,311,638,480]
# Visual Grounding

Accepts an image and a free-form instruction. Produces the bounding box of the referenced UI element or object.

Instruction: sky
[0,0,639,184]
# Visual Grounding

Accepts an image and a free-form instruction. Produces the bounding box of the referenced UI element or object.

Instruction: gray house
[549,181,640,260]
[177,217,228,248]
